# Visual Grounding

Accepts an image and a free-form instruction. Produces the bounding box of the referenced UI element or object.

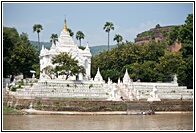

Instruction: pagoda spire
[63,16,68,31]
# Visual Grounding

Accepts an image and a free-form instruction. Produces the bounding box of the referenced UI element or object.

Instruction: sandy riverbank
[22,109,127,115]
[20,109,192,115]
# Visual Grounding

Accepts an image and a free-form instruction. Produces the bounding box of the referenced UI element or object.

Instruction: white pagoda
[39,19,92,80]
[123,69,131,84]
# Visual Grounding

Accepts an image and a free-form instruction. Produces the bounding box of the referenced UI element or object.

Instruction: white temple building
[39,19,92,80]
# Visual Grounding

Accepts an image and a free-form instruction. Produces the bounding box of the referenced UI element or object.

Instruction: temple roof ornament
[85,42,90,51]
[41,43,44,50]
[173,74,178,84]
[51,40,56,49]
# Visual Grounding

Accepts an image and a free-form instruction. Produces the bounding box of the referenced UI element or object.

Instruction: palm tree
[67,28,74,37]
[103,22,114,51]
[33,24,43,52]
[50,34,58,44]
[113,34,123,44]
[76,31,85,46]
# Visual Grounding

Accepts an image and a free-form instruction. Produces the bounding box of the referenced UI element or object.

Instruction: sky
[3,2,193,47]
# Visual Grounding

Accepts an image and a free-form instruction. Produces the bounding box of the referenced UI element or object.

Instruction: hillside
[90,45,117,55]
[134,25,182,52]
[135,25,174,44]
[30,41,116,55]
[30,41,51,50]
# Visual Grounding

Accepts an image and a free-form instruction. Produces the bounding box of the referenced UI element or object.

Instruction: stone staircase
[116,85,129,100]
[14,80,109,99]
[116,84,138,101]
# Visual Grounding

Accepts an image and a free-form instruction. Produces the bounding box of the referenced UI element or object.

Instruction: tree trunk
[66,74,69,80]
[108,31,110,51]
[10,74,14,82]
[38,32,40,53]
[23,71,25,79]
[80,39,81,46]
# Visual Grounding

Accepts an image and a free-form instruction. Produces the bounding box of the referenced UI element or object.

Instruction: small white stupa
[123,69,131,84]
[94,68,104,82]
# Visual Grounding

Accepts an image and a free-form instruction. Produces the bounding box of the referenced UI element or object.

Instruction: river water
[3,113,193,130]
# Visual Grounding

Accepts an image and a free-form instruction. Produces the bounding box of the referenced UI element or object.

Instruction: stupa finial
[63,15,67,31]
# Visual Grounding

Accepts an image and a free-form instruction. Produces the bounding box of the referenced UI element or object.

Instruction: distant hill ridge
[134,25,182,52]
[135,25,175,44]
[30,41,116,55]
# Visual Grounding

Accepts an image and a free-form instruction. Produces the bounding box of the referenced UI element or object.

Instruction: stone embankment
[3,97,193,114]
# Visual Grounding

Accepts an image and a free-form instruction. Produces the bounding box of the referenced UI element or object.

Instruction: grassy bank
[3,105,24,115]
[3,97,193,114]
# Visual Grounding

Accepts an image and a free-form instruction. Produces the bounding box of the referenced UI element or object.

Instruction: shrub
[11,87,17,92]
[89,84,93,89]
[36,100,41,105]
[18,79,24,85]
[54,102,59,106]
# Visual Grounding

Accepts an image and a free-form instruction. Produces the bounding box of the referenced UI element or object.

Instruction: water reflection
[3,113,193,130]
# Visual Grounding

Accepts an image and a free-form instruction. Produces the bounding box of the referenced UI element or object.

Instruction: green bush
[89,84,93,89]
[54,102,59,106]
[36,100,41,105]
[11,87,17,92]
[18,79,24,85]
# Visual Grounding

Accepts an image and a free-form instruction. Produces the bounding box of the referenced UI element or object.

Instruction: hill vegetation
[134,25,183,52]
[135,25,176,44]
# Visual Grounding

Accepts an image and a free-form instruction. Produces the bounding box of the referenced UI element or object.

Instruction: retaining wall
[3,97,193,112]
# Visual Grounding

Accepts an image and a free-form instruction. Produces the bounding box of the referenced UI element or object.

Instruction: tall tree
[50,34,58,44]
[76,31,85,46]
[51,52,85,80]
[178,13,193,88]
[113,34,123,44]
[3,27,39,79]
[67,28,74,37]
[33,24,43,52]
[178,13,193,44]
[103,22,114,51]
[15,32,39,78]
[3,27,20,79]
